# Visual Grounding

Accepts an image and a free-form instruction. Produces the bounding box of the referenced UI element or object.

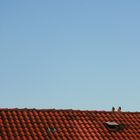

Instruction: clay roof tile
[0,108,140,139]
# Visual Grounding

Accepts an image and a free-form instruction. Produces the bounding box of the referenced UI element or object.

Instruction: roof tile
[0,108,140,139]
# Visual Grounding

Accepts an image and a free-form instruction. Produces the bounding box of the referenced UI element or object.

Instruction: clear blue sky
[0,1,140,111]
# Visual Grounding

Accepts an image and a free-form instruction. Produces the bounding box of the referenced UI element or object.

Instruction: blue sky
[0,1,140,111]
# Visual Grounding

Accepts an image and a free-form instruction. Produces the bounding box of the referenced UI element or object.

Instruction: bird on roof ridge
[118,106,122,112]
[112,107,115,112]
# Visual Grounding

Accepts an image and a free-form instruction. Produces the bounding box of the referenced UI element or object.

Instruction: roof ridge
[0,108,139,113]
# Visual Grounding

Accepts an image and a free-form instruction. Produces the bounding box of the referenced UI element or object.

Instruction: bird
[118,106,121,112]
[112,107,115,112]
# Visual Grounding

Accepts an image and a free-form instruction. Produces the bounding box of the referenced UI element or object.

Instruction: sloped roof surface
[0,108,140,140]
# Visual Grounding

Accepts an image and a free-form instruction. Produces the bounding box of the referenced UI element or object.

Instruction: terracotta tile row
[0,109,140,140]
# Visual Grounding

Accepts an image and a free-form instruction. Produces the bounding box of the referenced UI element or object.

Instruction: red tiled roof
[0,108,140,140]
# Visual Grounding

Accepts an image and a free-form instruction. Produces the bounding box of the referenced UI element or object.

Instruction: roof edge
[0,108,139,114]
